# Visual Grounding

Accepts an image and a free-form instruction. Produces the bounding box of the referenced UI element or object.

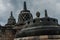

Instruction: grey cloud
[0,0,60,25]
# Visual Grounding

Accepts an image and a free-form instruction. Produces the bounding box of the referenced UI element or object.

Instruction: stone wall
[0,29,15,40]
[14,35,60,40]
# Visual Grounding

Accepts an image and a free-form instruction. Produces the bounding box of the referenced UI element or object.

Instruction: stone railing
[14,35,60,40]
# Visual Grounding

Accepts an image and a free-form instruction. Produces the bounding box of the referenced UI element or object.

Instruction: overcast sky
[0,0,60,26]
